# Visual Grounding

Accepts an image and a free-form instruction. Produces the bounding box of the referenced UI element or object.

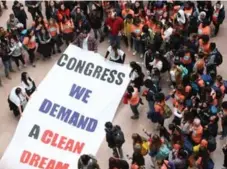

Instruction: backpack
[214,49,223,66]
[160,56,171,73]
[191,82,199,95]
[212,85,223,98]
[112,126,125,145]
[201,74,212,86]
[223,80,227,94]
[207,136,217,152]
[207,158,214,169]
[156,144,170,160]
[164,161,176,169]
[141,141,149,156]
[163,104,173,119]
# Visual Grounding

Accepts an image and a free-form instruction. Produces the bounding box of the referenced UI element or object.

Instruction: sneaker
[133,51,137,56]
[10,69,15,72]
[140,54,143,58]
[23,64,27,68]
[58,49,62,53]
[32,64,36,67]
[52,50,56,55]
[131,115,139,120]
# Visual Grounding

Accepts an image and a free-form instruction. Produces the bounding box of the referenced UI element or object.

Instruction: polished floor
[0,2,227,169]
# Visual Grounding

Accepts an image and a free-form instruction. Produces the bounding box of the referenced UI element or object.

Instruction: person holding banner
[105,42,125,64]
[8,86,29,117]
[21,72,36,96]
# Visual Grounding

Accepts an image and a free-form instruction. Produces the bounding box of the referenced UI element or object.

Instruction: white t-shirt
[21,78,34,91]
[9,86,27,108]
[82,36,89,51]
[107,46,124,61]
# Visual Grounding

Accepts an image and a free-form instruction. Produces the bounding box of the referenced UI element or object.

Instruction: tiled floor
[0,1,227,169]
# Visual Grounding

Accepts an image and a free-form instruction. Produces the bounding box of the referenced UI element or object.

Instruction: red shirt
[105,17,123,36]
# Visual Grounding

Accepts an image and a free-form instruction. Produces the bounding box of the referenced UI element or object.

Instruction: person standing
[7,14,20,36]
[73,28,98,53]
[105,10,123,48]
[220,101,227,140]
[0,40,14,80]
[89,9,104,43]
[8,36,26,70]
[45,1,58,21]
[25,1,42,21]
[12,1,28,29]
[105,122,125,158]
[105,42,125,64]
[212,1,225,36]
[60,16,74,46]
[125,86,141,119]
[37,27,52,59]
[23,30,37,67]
[48,18,62,54]
[21,72,36,96]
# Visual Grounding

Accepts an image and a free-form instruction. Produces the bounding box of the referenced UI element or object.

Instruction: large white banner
[0,45,131,169]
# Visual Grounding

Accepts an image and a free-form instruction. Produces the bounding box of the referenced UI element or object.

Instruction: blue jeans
[3,60,13,77]
[109,34,121,48]
[133,38,143,54]
[130,103,139,116]
[148,101,155,112]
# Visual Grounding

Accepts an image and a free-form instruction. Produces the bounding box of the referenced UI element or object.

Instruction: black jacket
[132,152,145,166]
[213,4,225,24]
[12,3,27,22]
[105,128,116,148]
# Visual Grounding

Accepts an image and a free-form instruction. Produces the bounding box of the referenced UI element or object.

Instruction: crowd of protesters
[1,1,227,169]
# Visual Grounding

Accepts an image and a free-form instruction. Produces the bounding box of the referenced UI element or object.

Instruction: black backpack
[112,125,125,145]
[207,136,217,152]
[214,49,223,66]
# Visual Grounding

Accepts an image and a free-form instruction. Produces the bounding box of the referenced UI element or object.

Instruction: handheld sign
[0,45,131,169]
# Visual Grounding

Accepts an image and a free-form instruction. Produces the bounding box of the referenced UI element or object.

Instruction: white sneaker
[23,64,27,68]
[133,51,137,56]
[140,54,144,58]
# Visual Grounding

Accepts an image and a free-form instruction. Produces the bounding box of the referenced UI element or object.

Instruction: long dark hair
[21,72,31,86]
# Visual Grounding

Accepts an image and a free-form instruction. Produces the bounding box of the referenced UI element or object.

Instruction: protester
[23,29,36,67]
[105,122,125,158]
[21,72,36,96]
[12,1,27,29]
[8,36,26,70]
[37,27,52,59]
[73,28,98,53]
[8,86,29,117]
[0,40,14,79]
[105,42,125,64]
[25,1,42,21]
[78,154,100,169]
[105,10,123,48]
